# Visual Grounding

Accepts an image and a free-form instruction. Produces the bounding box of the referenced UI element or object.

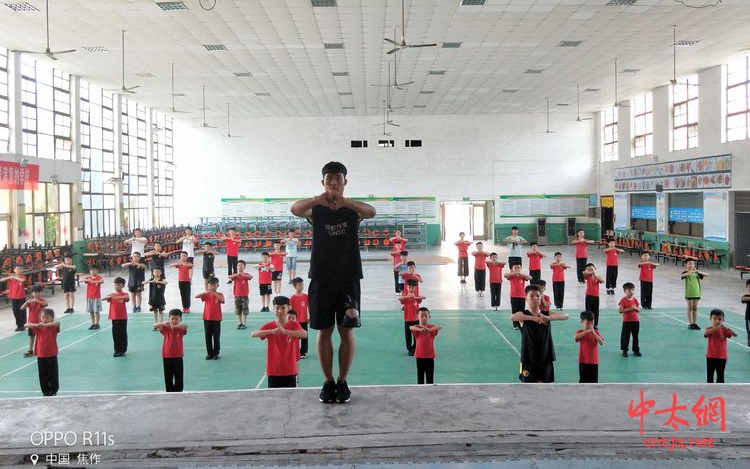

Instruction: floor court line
[482,314,520,356]
[658,310,750,351]
[254,374,266,390]
[0,317,102,360]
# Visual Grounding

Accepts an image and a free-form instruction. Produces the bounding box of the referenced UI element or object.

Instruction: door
[736,213,750,266]
[471,201,494,241]
[600,195,615,238]
[0,215,9,249]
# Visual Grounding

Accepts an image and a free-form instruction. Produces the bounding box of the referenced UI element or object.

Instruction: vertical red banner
[0,160,40,190]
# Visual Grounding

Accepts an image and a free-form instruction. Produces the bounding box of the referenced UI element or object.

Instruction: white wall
[173,113,597,224]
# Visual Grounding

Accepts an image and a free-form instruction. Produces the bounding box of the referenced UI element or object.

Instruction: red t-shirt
[585,275,601,297]
[576,329,602,365]
[390,252,402,267]
[391,237,407,249]
[27,301,45,323]
[33,325,60,358]
[8,277,26,299]
[619,297,640,322]
[260,320,303,376]
[527,252,543,271]
[257,262,273,285]
[574,240,589,258]
[107,292,129,320]
[85,275,103,299]
[705,327,734,359]
[177,265,192,282]
[605,249,620,267]
[551,264,566,282]
[472,252,488,270]
[401,273,421,296]
[400,296,422,322]
[540,294,551,313]
[225,237,240,256]
[456,241,471,258]
[269,252,286,271]
[233,272,252,296]
[201,293,223,321]
[414,324,439,359]
[290,293,309,323]
[509,275,526,298]
[639,263,656,282]
[487,262,505,283]
[161,327,187,358]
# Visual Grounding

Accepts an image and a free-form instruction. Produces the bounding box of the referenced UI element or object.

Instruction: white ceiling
[0,0,749,120]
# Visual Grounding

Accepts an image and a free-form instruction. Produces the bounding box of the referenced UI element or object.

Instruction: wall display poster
[0,160,39,190]
[655,192,666,234]
[220,197,437,219]
[613,154,731,192]
[614,194,629,230]
[498,195,590,218]
[703,191,728,242]
[668,207,704,223]
[631,205,656,220]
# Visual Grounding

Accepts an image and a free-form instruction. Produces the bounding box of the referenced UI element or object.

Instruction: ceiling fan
[11,0,75,61]
[384,0,437,55]
[575,83,592,122]
[542,98,556,134]
[105,30,139,94]
[613,58,630,108]
[669,25,700,88]
[225,102,243,138]
[392,56,414,90]
[371,62,404,116]
[372,102,395,136]
[169,63,190,114]
[198,85,216,129]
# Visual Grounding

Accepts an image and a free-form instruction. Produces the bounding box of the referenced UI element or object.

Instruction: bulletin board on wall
[614,194,629,230]
[613,154,732,192]
[497,194,592,218]
[220,197,437,219]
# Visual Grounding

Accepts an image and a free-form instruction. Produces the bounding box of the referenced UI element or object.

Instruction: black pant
[585,295,600,327]
[508,256,522,268]
[474,270,486,291]
[576,257,587,282]
[416,357,434,384]
[620,321,640,352]
[640,281,653,309]
[553,281,565,309]
[394,271,400,293]
[163,357,184,392]
[529,270,541,282]
[37,356,59,396]
[579,363,598,383]
[111,319,128,354]
[204,320,221,357]
[706,357,726,383]
[457,257,469,277]
[300,322,309,356]
[227,256,238,277]
[178,281,191,309]
[511,297,525,328]
[404,321,418,353]
[746,317,750,347]
[12,298,26,328]
[268,374,296,388]
[606,266,618,291]
[490,283,502,307]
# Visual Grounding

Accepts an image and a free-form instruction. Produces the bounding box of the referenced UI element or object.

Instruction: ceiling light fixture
[156,2,188,10]
[3,2,38,11]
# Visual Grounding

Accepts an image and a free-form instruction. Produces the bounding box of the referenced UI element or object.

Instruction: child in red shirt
[572,229,594,283]
[2,265,27,331]
[390,242,405,293]
[104,277,130,357]
[25,308,60,396]
[583,263,604,328]
[400,280,425,356]
[505,264,531,329]
[389,230,408,250]
[399,261,423,297]
[290,277,310,358]
[536,280,552,315]
[196,277,224,360]
[83,264,104,330]
[21,285,48,357]
[575,310,604,383]
[604,239,625,295]
[409,307,442,384]
[269,241,286,295]
[472,242,488,297]
[251,296,307,388]
[229,260,253,330]
[155,309,188,392]
[526,242,546,282]
[222,227,241,281]
[486,252,505,310]
[454,232,472,284]
[173,251,193,313]
[254,252,275,312]
[618,282,641,357]
[549,252,569,309]
[638,252,658,309]
[704,309,737,383]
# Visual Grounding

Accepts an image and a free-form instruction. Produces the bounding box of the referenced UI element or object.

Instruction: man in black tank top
[291,162,376,404]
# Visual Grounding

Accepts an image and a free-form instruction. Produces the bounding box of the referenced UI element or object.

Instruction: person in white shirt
[124,228,147,257]
[281,229,302,284]
[178,227,197,262]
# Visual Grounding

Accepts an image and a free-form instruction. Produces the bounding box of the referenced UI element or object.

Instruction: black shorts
[62,283,76,294]
[259,284,272,295]
[202,270,214,280]
[272,271,282,281]
[308,278,361,330]
[128,286,143,293]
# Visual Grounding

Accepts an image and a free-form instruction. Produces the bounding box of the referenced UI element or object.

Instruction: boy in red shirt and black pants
[290,277,309,358]
[155,309,188,392]
[223,228,241,281]
[105,277,130,357]
[526,242,545,282]
[2,265,27,331]
[25,308,60,396]
[505,264,531,329]
[251,296,307,388]
[575,310,604,383]
[618,282,641,357]
[400,279,424,356]
[196,277,224,360]
[704,309,737,383]
[604,239,624,295]
[583,263,604,328]
[454,233,472,284]
[410,307,442,384]
[472,242,488,297]
[572,229,594,283]
[486,253,505,310]
[638,252,658,309]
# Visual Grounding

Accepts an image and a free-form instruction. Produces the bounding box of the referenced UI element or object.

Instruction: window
[81,80,117,238]
[22,182,73,246]
[121,97,149,231]
[672,76,699,150]
[152,111,174,228]
[350,140,367,148]
[0,47,8,153]
[668,192,703,237]
[601,107,618,162]
[405,139,422,147]
[727,55,750,142]
[630,193,656,232]
[21,57,37,157]
[632,93,653,156]
[377,139,394,147]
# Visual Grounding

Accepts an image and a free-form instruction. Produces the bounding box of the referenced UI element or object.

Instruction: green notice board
[498,194,591,218]
[221,196,437,219]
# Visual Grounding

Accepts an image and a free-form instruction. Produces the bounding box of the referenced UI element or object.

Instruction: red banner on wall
[0,161,39,190]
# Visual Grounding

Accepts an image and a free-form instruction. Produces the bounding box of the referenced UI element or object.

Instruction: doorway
[441,201,494,242]
[600,195,614,238]
[0,215,9,249]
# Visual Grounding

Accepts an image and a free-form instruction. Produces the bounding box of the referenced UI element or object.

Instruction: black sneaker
[237,324,242,329]
[23,350,34,358]
[93,324,100,330]
[14,327,24,332]
[213,354,220,360]
[319,380,336,403]
[634,351,642,357]
[206,354,213,360]
[622,351,628,357]
[88,324,95,330]
[335,379,351,403]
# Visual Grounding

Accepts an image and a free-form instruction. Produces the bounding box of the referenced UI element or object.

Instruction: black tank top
[308,205,362,281]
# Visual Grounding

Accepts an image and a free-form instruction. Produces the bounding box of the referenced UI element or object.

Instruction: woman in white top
[178,227,197,262]
[124,228,147,256]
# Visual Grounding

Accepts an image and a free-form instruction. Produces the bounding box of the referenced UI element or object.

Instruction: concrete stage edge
[1,384,749,468]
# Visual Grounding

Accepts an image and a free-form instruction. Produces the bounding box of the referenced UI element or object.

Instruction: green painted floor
[0,308,748,398]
